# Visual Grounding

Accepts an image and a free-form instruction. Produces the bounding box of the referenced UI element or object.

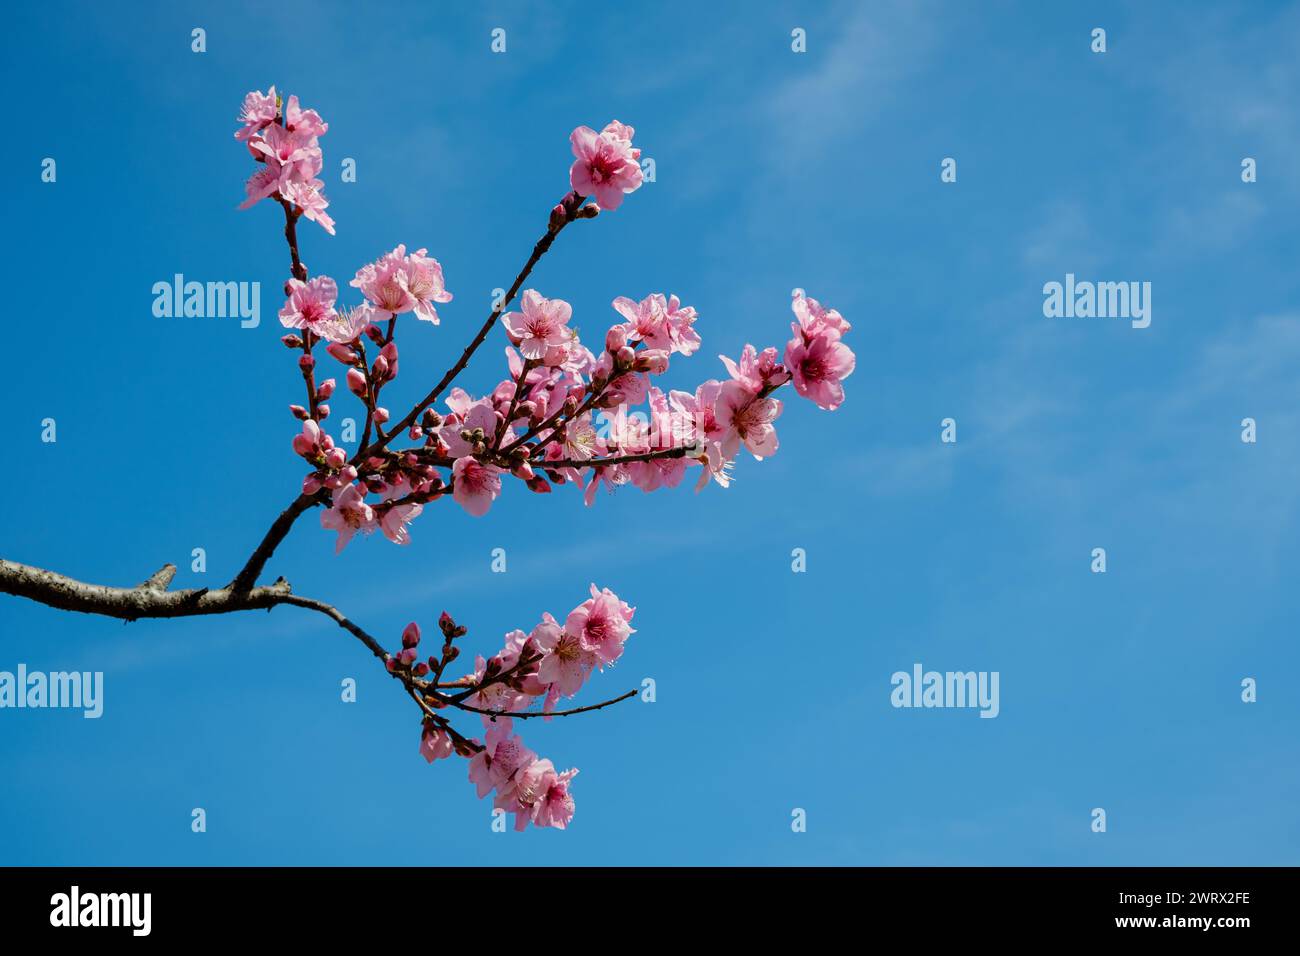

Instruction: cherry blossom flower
[533,614,595,697]
[351,246,416,317]
[403,248,453,324]
[531,766,578,829]
[785,290,856,411]
[235,87,278,141]
[378,481,423,546]
[279,276,338,332]
[320,483,375,552]
[281,179,335,235]
[351,245,452,323]
[714,379,782,460]
[452,456,503,517]
[314,303,376,344]
[501,290,573,362]
[569,122,644,210]
[564,585,635,667]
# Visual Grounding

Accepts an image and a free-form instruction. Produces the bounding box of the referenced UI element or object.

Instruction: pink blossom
[714,379,782,460]
[442,396,500,458]
[279,276,339,332]
[281,179,335,235]
[403,248,453,324]
[501,290,573,362]
[235,87,278,141]
[791,288,852,338]
[611,293,699,356]
[452,456,503,517]
[351,246,415,317]
[351,245,451,323]
[785,330,855,411]
[611,294,672,351]
[378,482,423,546]
[569,122,644,210]
[720,344,784,392]
[282,94,328,139]
[420,722,454,763]
[531,767,578,829]
[564,585,635,666]
[314,304,376,345]
[533,613,595,697]
[319,483,375,552]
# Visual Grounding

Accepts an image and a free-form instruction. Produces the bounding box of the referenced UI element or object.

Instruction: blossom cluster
[235,88,855,829]
[392,586,634,830]
[235,86,335,234]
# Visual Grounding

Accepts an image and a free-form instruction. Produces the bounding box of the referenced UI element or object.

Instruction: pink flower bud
[408,425,423,440]
[372,355,389,381]
[326,342,359,365]
[606,324,628,352]
[526,475,552,494]
[365,324,385,346]
[635,349,670,374]
[413,662,430,677]
[317,403,330,419]
[346,368,367,397]
[281,334,304,349]
[326,447,347,469]
[374,407,390,424]
[398,647,418,665]
[402,622,422,649]
[303,474,322,494]
[289,404,308,420]
[548,203,567,231]
[316,379,336,400]
[615,345,636,367]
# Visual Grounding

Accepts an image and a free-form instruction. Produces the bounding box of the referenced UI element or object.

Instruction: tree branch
[0,557,386,664]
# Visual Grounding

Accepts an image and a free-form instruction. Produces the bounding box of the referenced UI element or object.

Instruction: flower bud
[372,355,389,381]
[402,622,422,649]
[526,475,552,494]
[615,345,636,368]
[326,447,347,469]
[299,354,315,372]
[326,342,359,365]
[548,203,567,232]
[605,325,628,353]
[365,324,385,345]
[281,334,304,349]
[316,403,330,420]
[375,407,389,424]
[316,378,336,400]
[347,368,367,397]
[576,203,600,219]
[289,404,308,421]
[635,349,670,374]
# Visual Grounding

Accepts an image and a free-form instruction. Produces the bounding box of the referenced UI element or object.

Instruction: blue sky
[1,0,1298,865]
